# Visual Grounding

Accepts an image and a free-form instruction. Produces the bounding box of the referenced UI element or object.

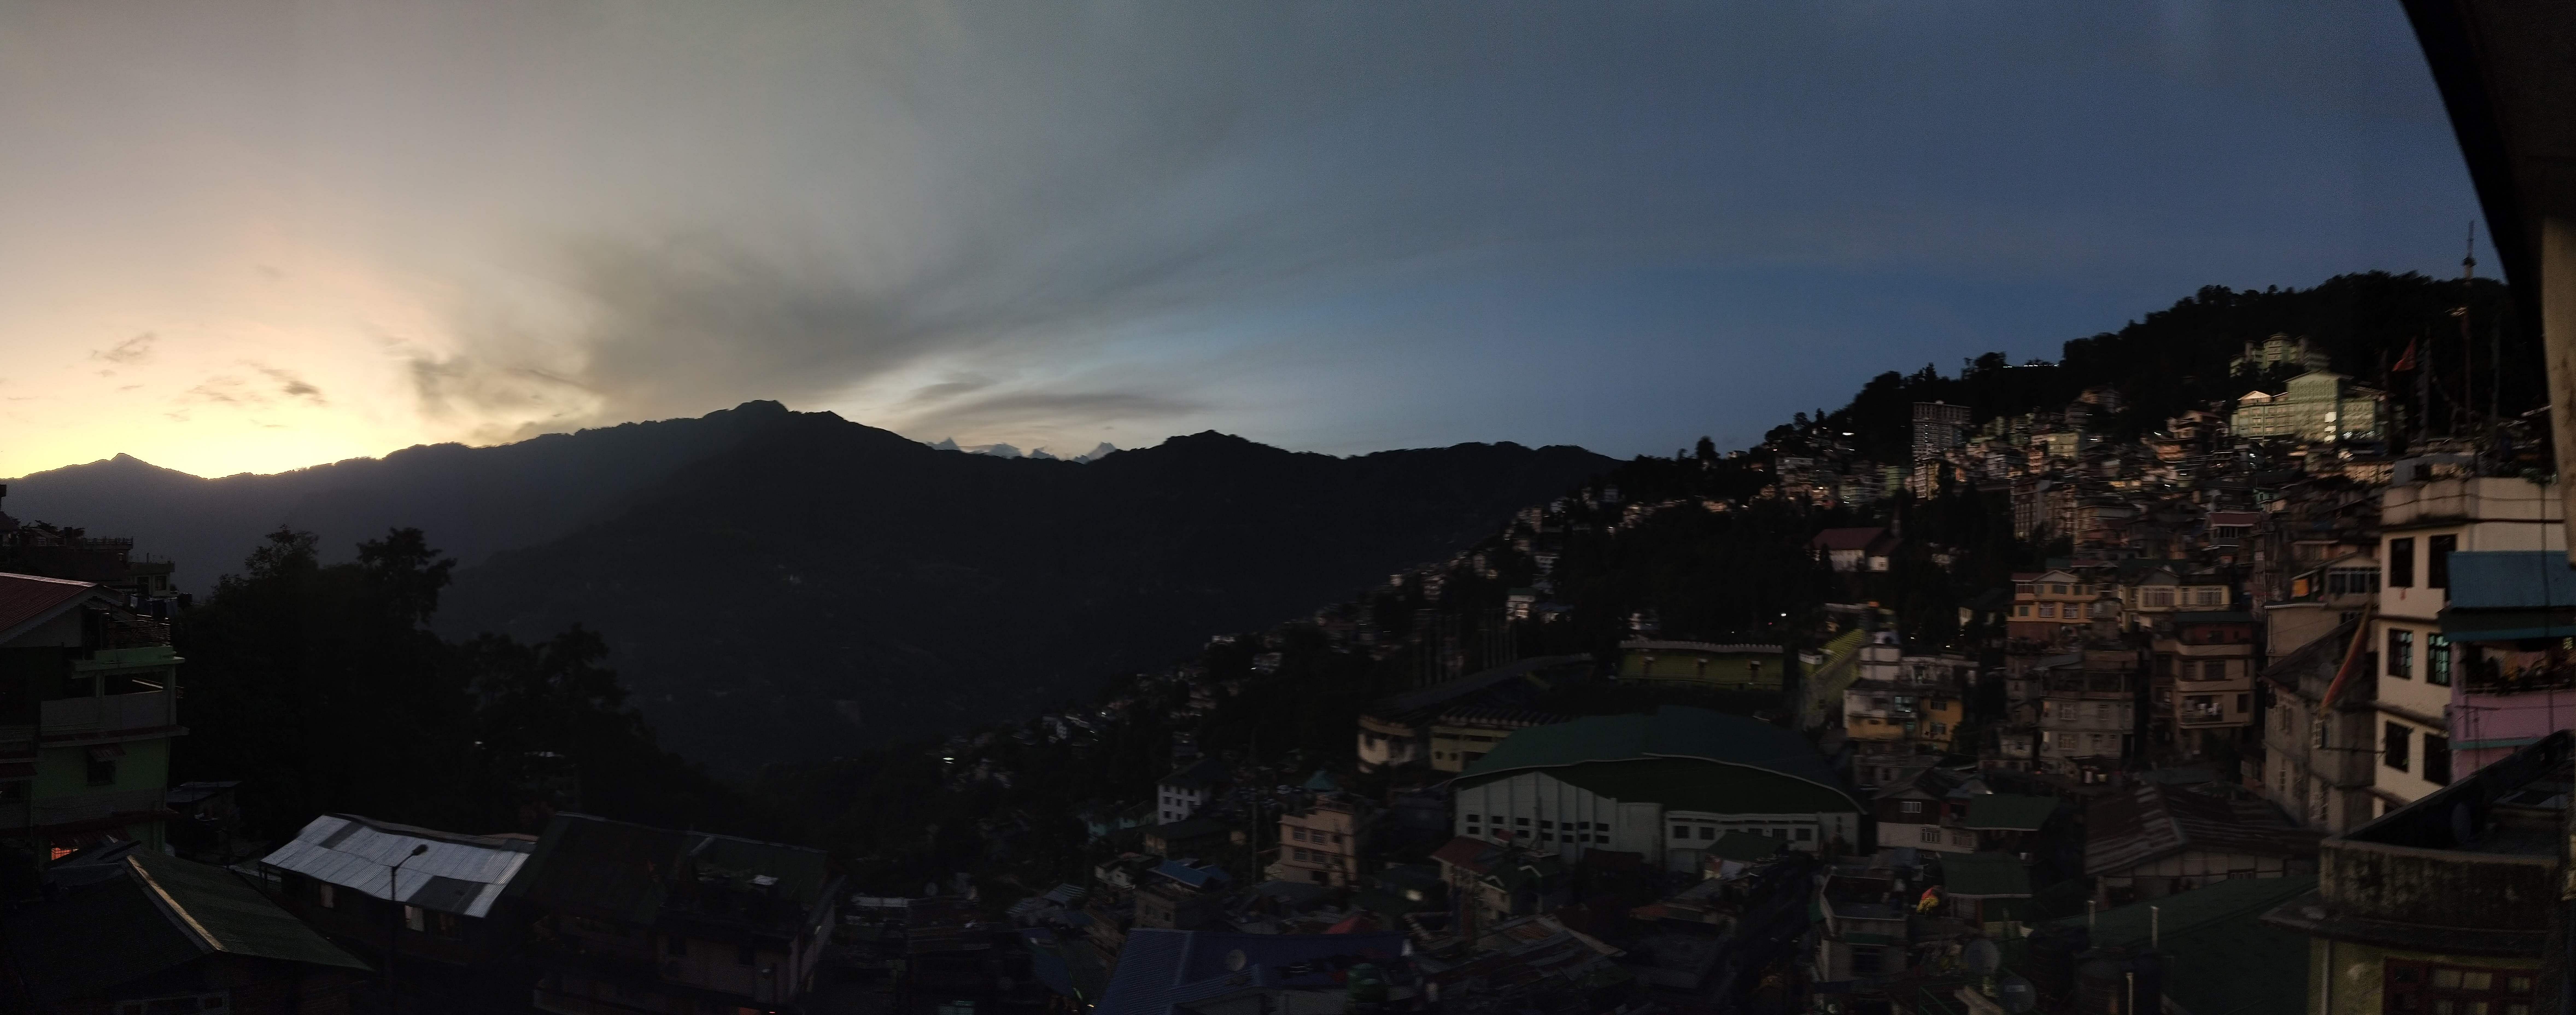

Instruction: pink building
[2439,551,2576,775]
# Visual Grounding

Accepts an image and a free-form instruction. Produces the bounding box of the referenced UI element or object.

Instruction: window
[2384,959,2536,1015]
[84,758,116,786]
[2425,735,2452,786]
[1672,825,1689,839]
[1796,827,1813,841]
[1538,820,1553,829]
[1900,801,1924,814]
[319,883,337,909]
[1919,827,1941,843]
[1515,817,1530,826]
[2389,629,2414,678]
[2385,722,2412,772]
[2389,538,2415,587]
[1698,826,1715,840]
[2039,603,2057,618]
[1592,835,1610,843]
[2428,534,2457,589]
[403,905,425,932]
[2429,634,2453,687]
[2202,660,2228,681]
[2016,605,2030,617]
[1463,814,1480,823]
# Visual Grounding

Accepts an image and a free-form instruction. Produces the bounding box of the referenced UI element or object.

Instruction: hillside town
[0,332,2567,1015]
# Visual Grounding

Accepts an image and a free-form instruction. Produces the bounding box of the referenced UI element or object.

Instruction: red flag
[2393,337,2419,372]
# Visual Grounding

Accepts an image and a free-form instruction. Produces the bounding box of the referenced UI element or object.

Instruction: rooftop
[259,813,533,919]
[6,851,370,1005]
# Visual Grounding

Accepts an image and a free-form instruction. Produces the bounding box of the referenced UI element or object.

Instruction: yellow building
[1616,640,1785,691]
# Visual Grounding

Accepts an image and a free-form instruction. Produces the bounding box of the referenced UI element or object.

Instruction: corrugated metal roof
[2083,785,2319,876]
[259,814,531,918]
[1459,707,1855,810]
[0,572,107,644]
[2447,552,2576,610]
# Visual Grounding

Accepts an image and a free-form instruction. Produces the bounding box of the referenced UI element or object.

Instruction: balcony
[41,690,176,740]
[2465,659,2576,695]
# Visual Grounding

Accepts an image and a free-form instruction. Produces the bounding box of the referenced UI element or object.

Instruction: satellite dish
[1226,949,1249,972]
[1963,938,2001,975]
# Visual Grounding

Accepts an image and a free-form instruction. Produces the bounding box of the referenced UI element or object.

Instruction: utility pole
[386,843,428,1013]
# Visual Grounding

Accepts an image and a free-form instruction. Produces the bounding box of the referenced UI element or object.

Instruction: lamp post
[387,843,428,1012]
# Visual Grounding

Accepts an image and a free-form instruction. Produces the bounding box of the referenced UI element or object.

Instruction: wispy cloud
[91,332,156,366]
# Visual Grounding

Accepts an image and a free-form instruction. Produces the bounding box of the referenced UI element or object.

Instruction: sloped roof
[1459,707,1844,794]
[1159,756,1228,790]
[1096,929,1410,1015]
[1960,794,2059,832]
[259,814,532,919]
[4,852,369,1004]
[2084,785,2320,876]
[0,571,110,644]
[1430,836,1506,875]
[503,812,835,932]
[1362,654,1592,725]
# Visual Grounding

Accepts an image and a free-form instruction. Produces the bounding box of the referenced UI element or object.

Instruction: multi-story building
[2006,570,2097,644]
[2229,370,2390,443]
[0,491,183,612]
[2370,473,2563,816]
[1154,757,1226,825]
[2035,647,2140,781]
[2228,333,2332,377]
[2258,620,2382,834]
[1268,794,1366,887]
[2264,550,2379,663]
[0,572,186,870]
[1450,708,1863,872]
[1613,640,1785,691]
[2433,550,2576,776]
[2262,732,2564,1015]
[1425,706,1562,774]
[2151,611,2258,758]
[508,812,841,1015]
[1911,401,1971,465]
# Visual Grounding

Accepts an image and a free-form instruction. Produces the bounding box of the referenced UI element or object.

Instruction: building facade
[0,573,186,870]
[1450,708,1863,873]
[2370,474,2563,816]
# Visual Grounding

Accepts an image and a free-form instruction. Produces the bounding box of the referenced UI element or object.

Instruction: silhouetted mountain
[1,401,804,592]
[431,415,1614,769]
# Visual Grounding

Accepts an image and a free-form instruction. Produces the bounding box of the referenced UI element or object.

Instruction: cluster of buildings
[0,493,849,1015]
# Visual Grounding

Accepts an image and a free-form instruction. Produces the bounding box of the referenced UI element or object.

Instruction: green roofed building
[1451,707,1862,873]
[2049,874,2316,1015]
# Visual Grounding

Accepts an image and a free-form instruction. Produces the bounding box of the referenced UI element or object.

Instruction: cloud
[252,365,327,405]
[178,364,327,410]
[898,389,1204,438]
[91,332,156,366]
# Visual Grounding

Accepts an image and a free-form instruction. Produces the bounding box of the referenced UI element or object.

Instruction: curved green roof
[1457,707,1859,813]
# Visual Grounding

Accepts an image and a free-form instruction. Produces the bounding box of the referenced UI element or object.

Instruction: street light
[387,843,428,1010]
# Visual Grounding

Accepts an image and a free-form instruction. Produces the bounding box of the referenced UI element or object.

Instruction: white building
[1450,707,1863,873]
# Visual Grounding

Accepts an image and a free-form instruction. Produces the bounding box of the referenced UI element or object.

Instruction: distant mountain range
[4,403,1612,769]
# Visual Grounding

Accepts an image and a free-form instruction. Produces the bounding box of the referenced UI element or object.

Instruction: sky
[0,1,2493,478]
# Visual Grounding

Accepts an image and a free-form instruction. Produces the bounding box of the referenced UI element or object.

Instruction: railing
[41,690,174,737]
[99,620,170,649]
[2466,663,2576,695]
